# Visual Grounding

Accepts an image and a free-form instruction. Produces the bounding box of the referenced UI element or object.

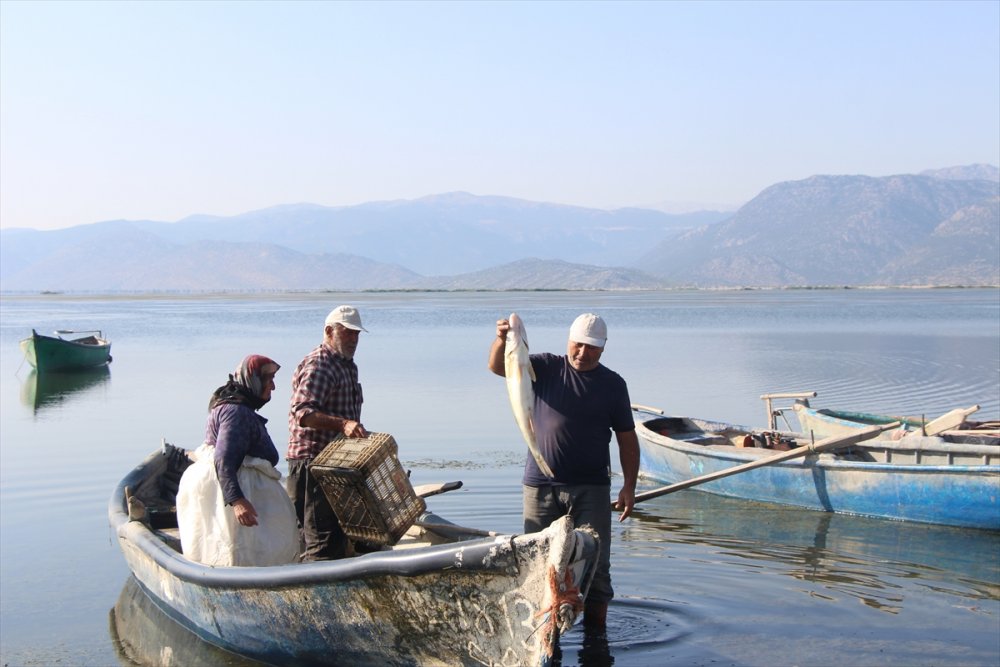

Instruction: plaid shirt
[286,342,363,460]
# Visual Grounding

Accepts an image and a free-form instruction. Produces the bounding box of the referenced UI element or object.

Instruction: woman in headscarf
[177,355,299,566]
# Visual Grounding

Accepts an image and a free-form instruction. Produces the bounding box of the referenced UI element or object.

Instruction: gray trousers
[287,459,348,560]
[523,484,613,604]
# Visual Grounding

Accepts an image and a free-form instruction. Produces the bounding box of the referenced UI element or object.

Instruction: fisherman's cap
[569,313,607,348]
[325,305,368,332]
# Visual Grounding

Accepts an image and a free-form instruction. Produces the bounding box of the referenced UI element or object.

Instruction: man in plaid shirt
[286,305,368,560]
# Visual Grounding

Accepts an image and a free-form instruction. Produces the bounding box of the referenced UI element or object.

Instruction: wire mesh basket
[308,432,425,546]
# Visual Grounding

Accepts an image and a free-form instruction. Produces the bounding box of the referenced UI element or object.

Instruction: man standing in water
[487,313,639,631]
[287,305,368,560]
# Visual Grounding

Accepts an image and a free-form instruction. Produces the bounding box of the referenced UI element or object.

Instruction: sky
[1,1,998,231]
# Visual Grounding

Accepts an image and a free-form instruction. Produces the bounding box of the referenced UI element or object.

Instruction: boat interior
[122,443,493,561]
[67,335,103,345]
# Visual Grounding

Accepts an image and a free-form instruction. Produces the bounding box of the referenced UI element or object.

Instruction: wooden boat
[19,329,112,372]
[791,401,1000,447]
[109,443,600,666]
[632,405,1000,531]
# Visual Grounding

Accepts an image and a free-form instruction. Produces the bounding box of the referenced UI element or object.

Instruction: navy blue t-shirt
[523,352,633,487]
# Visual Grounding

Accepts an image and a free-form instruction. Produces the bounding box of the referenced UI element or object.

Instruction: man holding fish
[488,312,639,632]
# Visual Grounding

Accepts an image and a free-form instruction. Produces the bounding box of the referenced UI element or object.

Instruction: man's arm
[300,411,367,438]
[291,358,367,437]
[614,429,640,521]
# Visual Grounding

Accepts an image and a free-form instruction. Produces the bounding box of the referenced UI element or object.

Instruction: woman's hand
[232,498,259,526]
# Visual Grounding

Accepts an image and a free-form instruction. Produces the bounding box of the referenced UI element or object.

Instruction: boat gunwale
[24,330,112,349]
[794,403,1000,441]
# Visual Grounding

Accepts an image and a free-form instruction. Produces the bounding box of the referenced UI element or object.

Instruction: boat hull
[111,448,599,666]
[19,331,111,372]
[635,412,1000,530]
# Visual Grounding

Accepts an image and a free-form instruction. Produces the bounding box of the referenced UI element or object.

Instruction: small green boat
[19,329,112,373]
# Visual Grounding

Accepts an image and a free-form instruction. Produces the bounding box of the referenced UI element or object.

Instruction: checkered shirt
[286,342,363,460]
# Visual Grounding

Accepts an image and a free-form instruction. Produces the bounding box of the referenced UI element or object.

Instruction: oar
[631,421,900,505]
[921,405,979,436]
[412,481,463,498]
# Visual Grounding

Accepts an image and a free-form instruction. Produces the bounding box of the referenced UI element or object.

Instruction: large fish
[504,313,555,478]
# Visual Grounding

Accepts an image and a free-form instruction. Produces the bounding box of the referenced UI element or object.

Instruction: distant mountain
[878,196,1000,286]
[634,174,999,287]
[922,164,999,182]
[0,227,421,291]
[115,193,721,276]
[2,168,997,291]
[416,258,667,290]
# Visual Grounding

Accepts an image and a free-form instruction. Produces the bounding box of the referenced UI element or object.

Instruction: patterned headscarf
[209,354,280,411]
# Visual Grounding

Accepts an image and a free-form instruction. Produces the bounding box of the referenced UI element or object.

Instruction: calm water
[1,289,998,667]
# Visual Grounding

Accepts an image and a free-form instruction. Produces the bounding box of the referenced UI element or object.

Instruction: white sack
[177,443,299,567]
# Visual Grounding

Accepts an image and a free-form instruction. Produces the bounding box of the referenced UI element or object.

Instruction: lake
[1,288,998,666]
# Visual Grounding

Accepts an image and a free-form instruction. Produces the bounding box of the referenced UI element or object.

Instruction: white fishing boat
[110,442,600,666]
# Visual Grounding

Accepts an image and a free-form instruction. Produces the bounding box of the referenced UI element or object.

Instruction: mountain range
[1,164,997,291]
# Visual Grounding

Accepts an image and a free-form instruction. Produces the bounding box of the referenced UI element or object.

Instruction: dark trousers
[287,459,348,560]
[523,484,614,604]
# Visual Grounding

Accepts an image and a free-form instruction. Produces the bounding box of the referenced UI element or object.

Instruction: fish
[504,312,555,478]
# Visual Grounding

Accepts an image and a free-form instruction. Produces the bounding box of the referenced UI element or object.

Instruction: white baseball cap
[325,305,368,332]
[569,313,606,348]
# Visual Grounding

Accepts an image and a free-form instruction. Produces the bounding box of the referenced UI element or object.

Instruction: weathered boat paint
[634,409,1000,531]
[111,447,599,666]
[19,329,112,372]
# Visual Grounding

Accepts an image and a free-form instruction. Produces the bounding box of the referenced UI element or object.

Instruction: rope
[534,564,584,657]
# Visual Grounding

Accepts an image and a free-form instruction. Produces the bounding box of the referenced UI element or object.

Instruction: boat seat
[671,431,730,446]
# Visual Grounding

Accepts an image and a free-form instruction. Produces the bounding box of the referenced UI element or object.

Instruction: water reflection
[110,576,269,667]
[555,596,695,667]
[627,490,1000,613]
[19,366,110,413]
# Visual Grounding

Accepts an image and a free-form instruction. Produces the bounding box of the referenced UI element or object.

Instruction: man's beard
[331,338,355,360]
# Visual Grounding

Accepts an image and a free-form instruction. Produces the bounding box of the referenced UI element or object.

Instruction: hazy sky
[1,0,998,230]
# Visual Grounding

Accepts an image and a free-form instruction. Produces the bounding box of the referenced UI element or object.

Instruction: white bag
[177,443,299,567]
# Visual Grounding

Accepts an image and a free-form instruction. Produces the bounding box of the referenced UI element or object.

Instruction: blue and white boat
[632,405,1000,531]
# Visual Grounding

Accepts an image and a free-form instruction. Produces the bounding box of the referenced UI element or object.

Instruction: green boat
[19,329,112,373]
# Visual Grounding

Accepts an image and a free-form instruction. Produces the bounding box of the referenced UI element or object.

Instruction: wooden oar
[412,481,463,498]
[411,521,499,538]
[631,421,900,505]
[921,405,979,436]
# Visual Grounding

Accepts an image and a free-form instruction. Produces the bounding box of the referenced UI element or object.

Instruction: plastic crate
[308,432,425,546]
